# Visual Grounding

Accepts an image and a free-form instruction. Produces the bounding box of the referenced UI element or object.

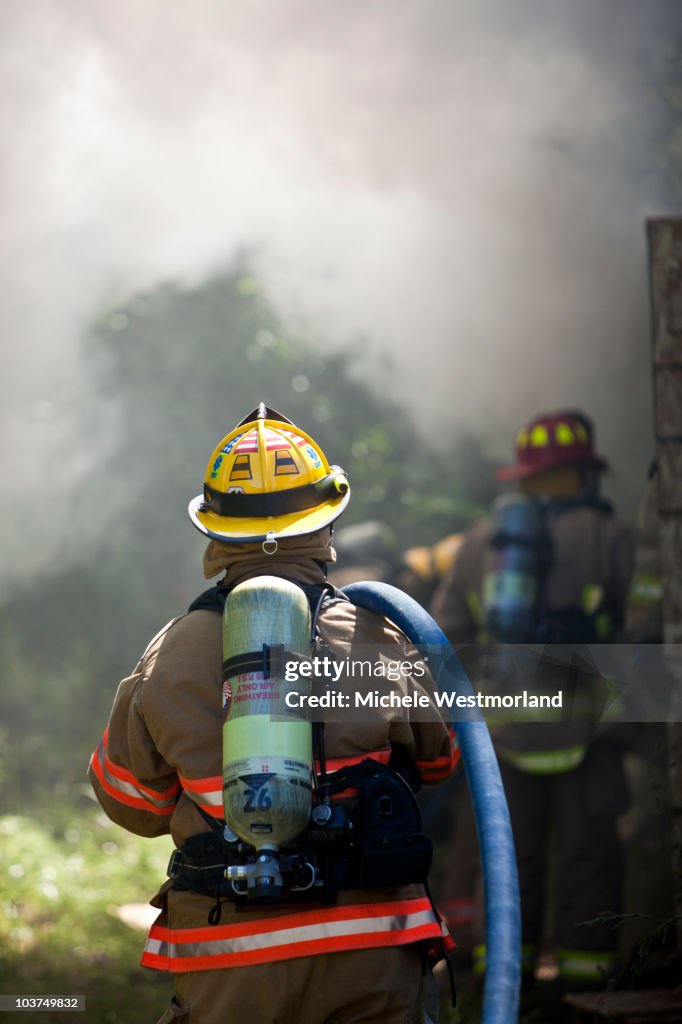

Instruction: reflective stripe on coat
[141,897,450,972]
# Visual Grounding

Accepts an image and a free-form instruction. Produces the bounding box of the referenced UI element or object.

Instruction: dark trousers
[499,740,630,955]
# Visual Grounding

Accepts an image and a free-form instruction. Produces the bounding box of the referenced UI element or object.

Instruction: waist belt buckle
[167,849,183,879]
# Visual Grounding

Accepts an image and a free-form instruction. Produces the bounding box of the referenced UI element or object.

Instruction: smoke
[0,0,678,578]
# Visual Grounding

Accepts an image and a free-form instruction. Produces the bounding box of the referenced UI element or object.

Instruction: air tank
[483,494,545,643]
[222,576,313,859]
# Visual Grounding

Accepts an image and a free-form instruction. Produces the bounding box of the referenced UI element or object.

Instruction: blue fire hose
[343,581,521,1024]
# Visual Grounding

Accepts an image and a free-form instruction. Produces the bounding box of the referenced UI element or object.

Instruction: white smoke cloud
[0,0,676,577]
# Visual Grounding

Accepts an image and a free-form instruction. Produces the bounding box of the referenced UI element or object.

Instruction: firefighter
[89,404,457,1024]
[328,520,464,609]
[396,533,464,610]
[431,410,636,991]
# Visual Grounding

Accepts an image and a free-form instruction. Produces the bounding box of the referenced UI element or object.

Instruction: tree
[0,259,484,806]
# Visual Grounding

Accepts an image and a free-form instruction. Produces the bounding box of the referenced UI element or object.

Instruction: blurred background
[1,1,681,1020]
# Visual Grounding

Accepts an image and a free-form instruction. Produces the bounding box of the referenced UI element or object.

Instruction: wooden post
[646,218,682,948]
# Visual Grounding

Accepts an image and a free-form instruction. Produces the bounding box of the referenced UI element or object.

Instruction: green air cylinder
[222,576,313,851]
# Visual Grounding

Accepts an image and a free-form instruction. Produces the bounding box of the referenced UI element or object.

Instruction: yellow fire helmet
[188,403,351,545]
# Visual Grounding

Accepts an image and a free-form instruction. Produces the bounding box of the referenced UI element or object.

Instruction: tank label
[222,755,311,788]
[226,672,292,718]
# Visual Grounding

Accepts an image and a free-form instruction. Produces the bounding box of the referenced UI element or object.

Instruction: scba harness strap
[485,494,621,644]
[168,756,433,904]
[169,579,432,905]
[188,577,347,620]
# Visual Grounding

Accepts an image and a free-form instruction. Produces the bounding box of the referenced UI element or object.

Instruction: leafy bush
[0,809,174,1023]
[0,261,488,807]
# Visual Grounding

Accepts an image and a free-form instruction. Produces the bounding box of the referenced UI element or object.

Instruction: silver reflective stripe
[179,774,223,808]
[184,787,222,808]
[96,744,177,809]
[145,909,437,960]
[630,577,663,604]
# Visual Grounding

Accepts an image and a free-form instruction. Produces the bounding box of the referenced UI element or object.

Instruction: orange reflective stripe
[178,773,222,793]
[141,897,446,972]
[179,748,405,816]
[179,774,223,817]
[100,729,180,800]
[89,735,179,816]
[320,749,391,772]
[161,896,431,939]
[415,754,458,781]
[415,729,460,782]
[316,749,393,799]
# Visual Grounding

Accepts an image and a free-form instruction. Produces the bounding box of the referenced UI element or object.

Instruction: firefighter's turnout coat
[430,502,635,982]
[89,546,456,1012]
[432,505,635,770]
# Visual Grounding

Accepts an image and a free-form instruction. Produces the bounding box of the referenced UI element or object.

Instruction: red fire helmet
[496,410,609,482]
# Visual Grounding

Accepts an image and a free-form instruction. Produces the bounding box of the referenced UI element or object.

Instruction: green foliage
[0,805,487,1023]
[0,258,488,807]
[0,808,174,1023]
[86,267,424,540]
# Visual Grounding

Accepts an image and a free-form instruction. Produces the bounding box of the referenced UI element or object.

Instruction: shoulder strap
[194,801,228,837]
[188,578,348,622]
[544,495,614,521]
[188,584,231,615]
